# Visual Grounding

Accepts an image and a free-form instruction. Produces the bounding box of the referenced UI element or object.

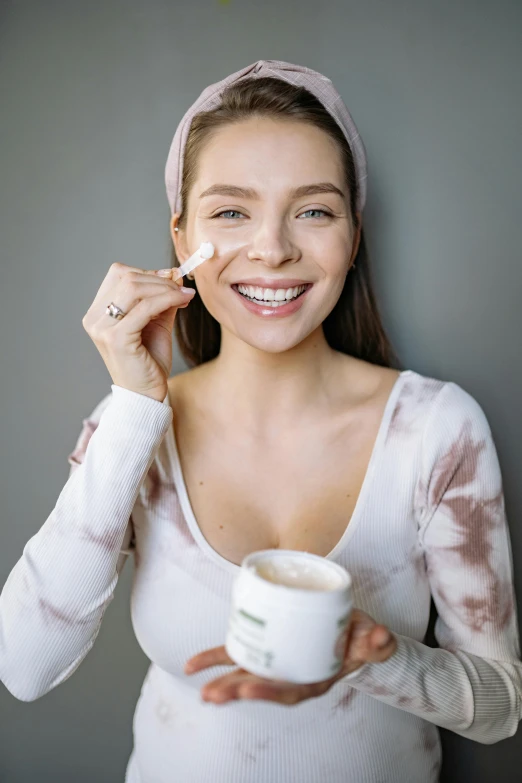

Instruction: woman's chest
[172,417,378,567]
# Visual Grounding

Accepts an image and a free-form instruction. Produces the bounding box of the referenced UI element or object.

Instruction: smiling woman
[170,74,396,367]
[1,59,521,783]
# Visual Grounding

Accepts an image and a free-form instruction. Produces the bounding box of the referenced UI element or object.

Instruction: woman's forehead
[195,122,344,193]
[203,116,339,156]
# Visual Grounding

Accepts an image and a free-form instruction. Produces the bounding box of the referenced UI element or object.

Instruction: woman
[1,59,521,782]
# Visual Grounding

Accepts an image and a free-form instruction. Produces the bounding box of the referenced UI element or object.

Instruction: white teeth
[236,284,307,303]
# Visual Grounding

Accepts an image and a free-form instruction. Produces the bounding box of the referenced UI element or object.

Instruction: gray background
[1,0,521,780]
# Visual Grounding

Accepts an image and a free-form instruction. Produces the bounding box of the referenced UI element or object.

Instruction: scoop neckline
[165,369,413,576]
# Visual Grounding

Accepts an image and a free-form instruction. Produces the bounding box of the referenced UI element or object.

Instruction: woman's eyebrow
[198,183,345,200]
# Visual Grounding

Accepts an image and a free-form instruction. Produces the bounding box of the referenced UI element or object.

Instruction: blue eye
[299,209,333,219]
[213,210,245,219]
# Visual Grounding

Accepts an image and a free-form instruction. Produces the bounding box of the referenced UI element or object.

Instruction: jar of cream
[225,549,353,684]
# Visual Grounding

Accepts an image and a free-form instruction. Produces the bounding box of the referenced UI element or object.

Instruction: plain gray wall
[1,0,521,780]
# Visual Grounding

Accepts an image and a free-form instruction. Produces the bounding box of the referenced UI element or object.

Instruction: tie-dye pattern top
[1,369,521,782]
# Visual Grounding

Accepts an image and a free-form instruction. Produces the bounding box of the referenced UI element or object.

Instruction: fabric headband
[164,59,368,218]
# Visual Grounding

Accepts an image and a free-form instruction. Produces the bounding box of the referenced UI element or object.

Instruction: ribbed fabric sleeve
[342,634,521,743]
[0,385,172,702]
[340,382,522,743]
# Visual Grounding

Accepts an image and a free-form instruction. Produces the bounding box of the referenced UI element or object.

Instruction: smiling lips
[236,283,308,306]
[231,278,313,317]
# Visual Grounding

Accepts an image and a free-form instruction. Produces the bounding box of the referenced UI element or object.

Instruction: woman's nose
[246,221,299,268]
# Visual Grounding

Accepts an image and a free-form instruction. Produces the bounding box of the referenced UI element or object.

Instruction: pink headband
[165,59,367,217]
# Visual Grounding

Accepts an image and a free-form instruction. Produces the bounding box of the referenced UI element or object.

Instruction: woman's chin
[227,323,318,355]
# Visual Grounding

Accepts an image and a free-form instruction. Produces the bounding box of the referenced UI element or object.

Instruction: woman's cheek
[318,275,348,317]
[192,272,227,322]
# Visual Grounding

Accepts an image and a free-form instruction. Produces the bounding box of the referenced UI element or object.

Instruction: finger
[160,267,187,287]
[201,669,259,702]
[89,263,167,308]
[236,679,327,705]
[89,265,189,326]
[203,675,299,705]
[171,268,184,285]
[100,277,194,326]
[184,645,236,674]
[85,272,189,328]
[198,661,320,704]
[363,626,397,662]
[153,268,189,292]
[200,668,334,705]
[108,288,194,336]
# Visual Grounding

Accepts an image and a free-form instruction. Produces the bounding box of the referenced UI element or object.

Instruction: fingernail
[156,269,172,277]
[180,287,195,295]
[377,633,392,648]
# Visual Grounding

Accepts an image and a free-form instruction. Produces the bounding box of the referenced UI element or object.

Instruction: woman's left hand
[184,609,397,705]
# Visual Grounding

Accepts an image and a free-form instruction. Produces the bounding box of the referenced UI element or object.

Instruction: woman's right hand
[82,263,194,402]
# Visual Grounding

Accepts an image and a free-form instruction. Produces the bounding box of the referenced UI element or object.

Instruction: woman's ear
[170,214,190,262]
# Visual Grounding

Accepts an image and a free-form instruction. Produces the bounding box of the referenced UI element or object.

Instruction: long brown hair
[171,76,397,368]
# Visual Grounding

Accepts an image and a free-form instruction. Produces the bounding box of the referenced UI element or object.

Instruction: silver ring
[105,302,127,320]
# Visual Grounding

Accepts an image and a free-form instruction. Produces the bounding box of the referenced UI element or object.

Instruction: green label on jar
[238,608,266,626]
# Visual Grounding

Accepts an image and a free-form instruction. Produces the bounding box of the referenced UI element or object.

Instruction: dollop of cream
[199,241,215,259]
[254,558,343,591]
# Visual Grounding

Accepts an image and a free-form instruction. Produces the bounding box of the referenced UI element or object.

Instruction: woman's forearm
[342,632,522,743]
[0,385,172,701]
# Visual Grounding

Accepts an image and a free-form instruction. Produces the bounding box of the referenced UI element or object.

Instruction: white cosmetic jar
[225,549,353,684]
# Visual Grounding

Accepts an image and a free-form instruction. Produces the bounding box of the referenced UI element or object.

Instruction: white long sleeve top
[1,369,521,782]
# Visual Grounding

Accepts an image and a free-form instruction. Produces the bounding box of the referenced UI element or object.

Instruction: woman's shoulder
[393,370,496,477]
[399,372,504,525]
[167,363,212,411]
[398,370,491,430]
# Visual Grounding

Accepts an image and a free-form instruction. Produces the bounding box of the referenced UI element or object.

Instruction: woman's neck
[203,326,349,434]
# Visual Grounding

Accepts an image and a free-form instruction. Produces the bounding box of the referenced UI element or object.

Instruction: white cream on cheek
[192,232,247,286]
